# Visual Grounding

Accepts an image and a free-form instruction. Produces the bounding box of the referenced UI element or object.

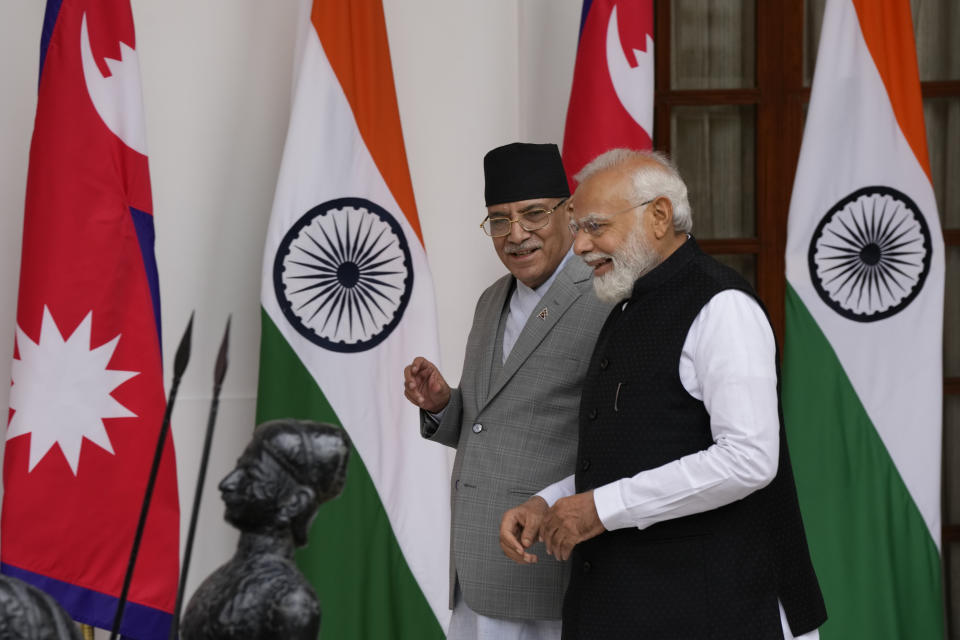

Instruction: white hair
[574,148,693,234]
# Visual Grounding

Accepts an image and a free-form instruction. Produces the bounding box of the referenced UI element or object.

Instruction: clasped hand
[499,492,605,564]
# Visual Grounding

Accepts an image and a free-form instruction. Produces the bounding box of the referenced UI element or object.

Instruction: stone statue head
[219,419,350,546]
[0,574,82,640]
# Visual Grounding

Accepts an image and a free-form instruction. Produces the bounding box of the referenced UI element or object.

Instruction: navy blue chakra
[808,186,931,322]
[274,197,413,352]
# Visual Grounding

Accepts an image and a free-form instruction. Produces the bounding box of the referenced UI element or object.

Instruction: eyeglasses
[480,199,568,237]
[567,198,655,237]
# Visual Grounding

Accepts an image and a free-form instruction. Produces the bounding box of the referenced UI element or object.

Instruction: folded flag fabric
[256,0,451,637]
[784,0,945,637]
[2,1,179,638]
[562,0,654,185]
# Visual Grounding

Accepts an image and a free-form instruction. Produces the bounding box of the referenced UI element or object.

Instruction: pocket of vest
[506,488,536,497]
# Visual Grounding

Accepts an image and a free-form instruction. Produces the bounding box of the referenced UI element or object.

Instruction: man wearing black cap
[403,142,611,639]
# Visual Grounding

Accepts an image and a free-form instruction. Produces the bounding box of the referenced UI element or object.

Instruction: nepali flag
[563,0,654,186]
[1,1,179,638]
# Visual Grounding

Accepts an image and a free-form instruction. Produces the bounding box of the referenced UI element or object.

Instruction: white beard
[586,226,661,303]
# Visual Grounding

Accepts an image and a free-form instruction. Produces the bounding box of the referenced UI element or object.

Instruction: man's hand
[540,491,605,562]
[499,496,549,564]
[403,356,451,413]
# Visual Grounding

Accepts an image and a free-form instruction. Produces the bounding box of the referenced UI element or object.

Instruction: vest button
[472,423,483,433]
[588,408,597,420]
[600,358,609,370]
[583,561,591,573]
[581,459,590,471]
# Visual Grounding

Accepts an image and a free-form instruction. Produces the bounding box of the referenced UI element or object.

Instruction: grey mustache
[505,243,542,254]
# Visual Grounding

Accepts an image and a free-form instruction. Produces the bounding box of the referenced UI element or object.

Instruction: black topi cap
[483,142,570,207]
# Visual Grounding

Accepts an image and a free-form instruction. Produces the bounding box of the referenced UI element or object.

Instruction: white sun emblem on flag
[7,306,140,475]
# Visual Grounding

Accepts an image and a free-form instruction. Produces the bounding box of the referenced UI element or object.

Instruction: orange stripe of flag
[310,0,424,245]
[851,0,932,182]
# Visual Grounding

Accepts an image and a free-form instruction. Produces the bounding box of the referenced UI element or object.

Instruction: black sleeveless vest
[563,239,826,640]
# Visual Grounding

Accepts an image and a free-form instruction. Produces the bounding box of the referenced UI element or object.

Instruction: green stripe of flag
[783,285,942,639]
[256,309,445,639]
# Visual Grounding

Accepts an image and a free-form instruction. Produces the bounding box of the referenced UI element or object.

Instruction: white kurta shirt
[536,289,818,640]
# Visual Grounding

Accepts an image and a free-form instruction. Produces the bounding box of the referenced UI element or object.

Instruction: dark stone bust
[0,574,82,640]
[180,419,350,640]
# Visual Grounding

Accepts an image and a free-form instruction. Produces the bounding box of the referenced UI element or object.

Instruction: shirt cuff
[593,480,633,531]
[535,474,575,507]
[422,408,443,437]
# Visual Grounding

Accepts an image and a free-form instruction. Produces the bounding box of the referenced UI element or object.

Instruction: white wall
[0,0,580,626]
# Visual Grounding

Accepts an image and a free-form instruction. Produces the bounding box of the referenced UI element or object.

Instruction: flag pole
[167,316,230,640]
[110,314,194,640]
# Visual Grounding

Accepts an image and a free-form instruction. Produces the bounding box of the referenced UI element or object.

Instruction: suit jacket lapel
[484,257,593,406]
[474,275,513,406]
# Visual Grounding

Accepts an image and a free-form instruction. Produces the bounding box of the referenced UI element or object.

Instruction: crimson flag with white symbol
[1,1,179,637]
[563,0,654,186]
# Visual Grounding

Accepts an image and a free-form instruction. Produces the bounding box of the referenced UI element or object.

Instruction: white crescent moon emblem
[79,13,148,155]
[605,5,654,136]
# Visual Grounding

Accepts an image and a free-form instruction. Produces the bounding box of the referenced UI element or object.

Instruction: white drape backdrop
[0,0,581,627]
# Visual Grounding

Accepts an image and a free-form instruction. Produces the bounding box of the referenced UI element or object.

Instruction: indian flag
[784,0,945,637]
[256,0,450,637]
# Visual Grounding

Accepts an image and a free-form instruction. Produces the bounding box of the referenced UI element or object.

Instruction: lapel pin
[537,307,549,320]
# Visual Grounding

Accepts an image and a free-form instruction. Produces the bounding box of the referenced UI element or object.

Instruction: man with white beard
[500,149,826,639]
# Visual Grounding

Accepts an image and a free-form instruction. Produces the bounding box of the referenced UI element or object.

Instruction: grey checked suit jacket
[421,256,611,621]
